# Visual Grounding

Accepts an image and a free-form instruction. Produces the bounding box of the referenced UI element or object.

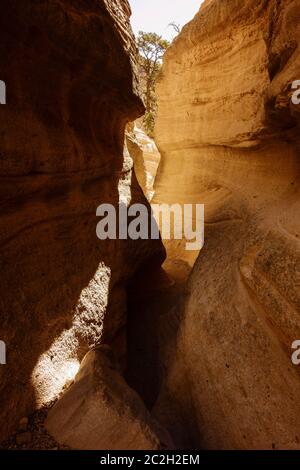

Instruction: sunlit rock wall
[154,0,300,449]
[127,124,161,201]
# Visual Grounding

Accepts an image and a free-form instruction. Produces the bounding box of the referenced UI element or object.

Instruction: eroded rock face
[46,347,173,450]
[154,0,300,449]
[127,124,161,201]
[0,0,164,441]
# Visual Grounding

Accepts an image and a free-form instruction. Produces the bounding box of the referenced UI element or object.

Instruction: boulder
[46,347,172,450]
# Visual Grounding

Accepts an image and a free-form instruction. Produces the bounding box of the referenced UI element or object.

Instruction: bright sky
[129,0,204,41]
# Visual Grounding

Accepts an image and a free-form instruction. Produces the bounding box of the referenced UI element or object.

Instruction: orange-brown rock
[127,124,161,201]
[154,0,300,449]
[0,0,164,441]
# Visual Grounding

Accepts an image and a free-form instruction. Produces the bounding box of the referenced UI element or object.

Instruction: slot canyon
[0,0,300,452]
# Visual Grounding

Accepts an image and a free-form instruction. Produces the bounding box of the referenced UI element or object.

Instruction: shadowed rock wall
[0,0,164,441]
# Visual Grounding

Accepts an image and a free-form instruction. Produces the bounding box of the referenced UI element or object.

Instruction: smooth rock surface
[46,347,172,450]
[154,0,300,449]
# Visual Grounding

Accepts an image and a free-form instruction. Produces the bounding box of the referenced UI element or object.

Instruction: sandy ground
[0,403,69,450]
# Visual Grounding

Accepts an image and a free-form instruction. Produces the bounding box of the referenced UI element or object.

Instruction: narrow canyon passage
[0,0,300,454]
[125,261,187,410]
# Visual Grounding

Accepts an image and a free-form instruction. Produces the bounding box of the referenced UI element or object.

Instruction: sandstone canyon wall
[154,0,300,449]
[0,0,165,442]
[126,124,161,201]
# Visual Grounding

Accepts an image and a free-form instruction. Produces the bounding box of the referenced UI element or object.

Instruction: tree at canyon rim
[137,31,169,136]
